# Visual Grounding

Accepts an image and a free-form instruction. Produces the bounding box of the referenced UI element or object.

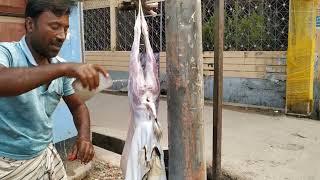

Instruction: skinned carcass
[120,1,167,180]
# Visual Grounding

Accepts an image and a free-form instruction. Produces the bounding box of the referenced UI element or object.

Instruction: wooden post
[110,0,117,51]
[166,0,206,179]
[213,0,224,179]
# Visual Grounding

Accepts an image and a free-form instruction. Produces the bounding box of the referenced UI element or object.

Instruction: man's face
[26,11,69,58]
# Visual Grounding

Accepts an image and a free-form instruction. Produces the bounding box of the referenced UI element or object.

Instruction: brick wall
[0,0,26,42]
[0,0,26,17]
[0,19,25,42]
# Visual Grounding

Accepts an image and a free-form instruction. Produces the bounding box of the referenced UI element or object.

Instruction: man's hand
[64,64,108,91]
[138,0,158,16]
[120,0,158,16]
[68,137,94,164]
[64,93,95,164]
[0,63,106,97]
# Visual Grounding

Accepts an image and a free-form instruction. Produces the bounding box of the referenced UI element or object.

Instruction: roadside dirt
[83,159,124,180]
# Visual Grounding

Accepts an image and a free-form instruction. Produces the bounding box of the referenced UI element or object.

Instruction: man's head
[25,0,78,59]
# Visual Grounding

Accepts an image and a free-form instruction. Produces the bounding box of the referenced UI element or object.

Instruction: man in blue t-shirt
[0,0,107,179]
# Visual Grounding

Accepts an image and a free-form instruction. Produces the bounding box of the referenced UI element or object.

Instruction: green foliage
[203,2,270,51]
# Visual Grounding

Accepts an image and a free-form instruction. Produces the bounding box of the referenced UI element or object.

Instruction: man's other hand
[68,137,94,164]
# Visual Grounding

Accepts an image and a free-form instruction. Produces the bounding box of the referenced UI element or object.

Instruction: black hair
[25,0,79,18]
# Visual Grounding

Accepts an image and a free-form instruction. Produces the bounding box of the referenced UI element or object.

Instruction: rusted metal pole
[166,0,206,179]
[213,0,224,179]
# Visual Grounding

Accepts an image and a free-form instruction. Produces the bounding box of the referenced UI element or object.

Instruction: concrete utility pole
[166,0,206,179]
[213,0,224,179]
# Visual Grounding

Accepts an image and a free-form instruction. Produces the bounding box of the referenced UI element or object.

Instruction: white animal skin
[120,1,167,180]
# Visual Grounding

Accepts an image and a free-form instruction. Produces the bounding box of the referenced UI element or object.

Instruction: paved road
[87,93,320,180]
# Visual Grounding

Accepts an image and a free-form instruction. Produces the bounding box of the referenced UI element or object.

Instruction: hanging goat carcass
[120,1,167,180]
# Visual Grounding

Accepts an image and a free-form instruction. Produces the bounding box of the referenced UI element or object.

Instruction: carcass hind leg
[142,148,166,180]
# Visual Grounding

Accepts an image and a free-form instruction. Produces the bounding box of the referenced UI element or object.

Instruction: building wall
[85,51,287,108]
[0,0,26,41]
[0,16,25,41]
[0,0,26,16]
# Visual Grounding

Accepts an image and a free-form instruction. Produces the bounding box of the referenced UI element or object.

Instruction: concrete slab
[94,146,121,166]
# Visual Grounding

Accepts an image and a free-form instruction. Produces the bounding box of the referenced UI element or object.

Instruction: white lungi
[0,144,67,180]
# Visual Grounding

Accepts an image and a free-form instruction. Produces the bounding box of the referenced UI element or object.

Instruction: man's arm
[63,94,94,164]
[0,63,107,97]
[0,64,68,96]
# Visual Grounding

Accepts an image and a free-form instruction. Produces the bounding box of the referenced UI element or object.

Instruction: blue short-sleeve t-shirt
[0,36,75,160]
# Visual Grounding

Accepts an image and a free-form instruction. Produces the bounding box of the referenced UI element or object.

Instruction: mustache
[52,43,63,48]
[51,40,64,48]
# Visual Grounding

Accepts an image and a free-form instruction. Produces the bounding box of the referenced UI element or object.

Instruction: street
[86,93,320,180]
